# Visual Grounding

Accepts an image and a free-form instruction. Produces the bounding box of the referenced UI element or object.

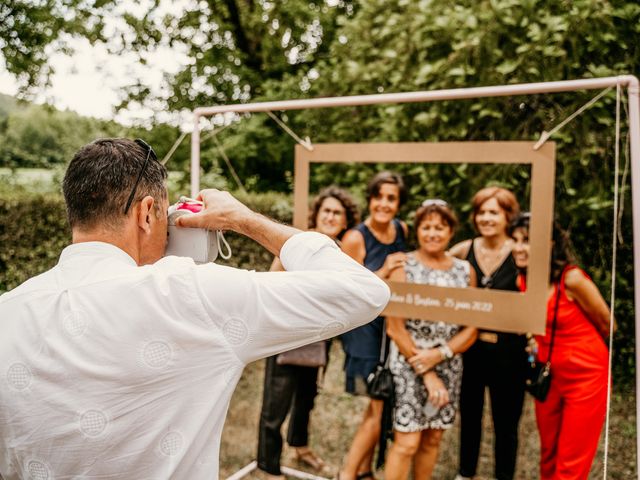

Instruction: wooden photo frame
[294,142,555,334]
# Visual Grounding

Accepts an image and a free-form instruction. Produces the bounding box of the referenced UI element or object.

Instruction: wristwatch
[438,344,454,360]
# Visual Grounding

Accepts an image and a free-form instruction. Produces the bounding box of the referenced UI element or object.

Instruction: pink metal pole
[191,79,640,472]
[626,75,640,477]
[194,76,630,116]
[191,113,200,198]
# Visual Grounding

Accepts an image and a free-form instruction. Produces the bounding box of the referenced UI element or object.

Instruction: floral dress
[389,254,470,431]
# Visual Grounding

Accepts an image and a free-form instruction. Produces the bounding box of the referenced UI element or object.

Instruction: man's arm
[181,191,390,364]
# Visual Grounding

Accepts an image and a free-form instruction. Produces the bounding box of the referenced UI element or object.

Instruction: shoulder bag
[276,341,327,368]
[366,325,395,468]
[525,271,563,401]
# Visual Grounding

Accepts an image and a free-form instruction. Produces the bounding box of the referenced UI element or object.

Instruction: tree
[0,0,115,93]
[0,105,124,168]
[207,0,639,380]
[116,0,354,110]
[113,0,355,190]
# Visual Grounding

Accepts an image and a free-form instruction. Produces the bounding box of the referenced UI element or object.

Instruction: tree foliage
[198,0,638,381]
[0,105,119,167]
[0,100,191,172]
[116,0,354,110]
[1,0,637,381]
[0,0,115,92]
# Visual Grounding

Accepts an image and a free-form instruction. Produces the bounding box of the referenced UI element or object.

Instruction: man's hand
[175,189,253,233]
[176,189,301,256]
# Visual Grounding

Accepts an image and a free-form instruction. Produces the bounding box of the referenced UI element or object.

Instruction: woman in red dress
[510,214,615,480]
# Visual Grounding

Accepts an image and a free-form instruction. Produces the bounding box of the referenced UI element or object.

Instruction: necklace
[476,238,511,287]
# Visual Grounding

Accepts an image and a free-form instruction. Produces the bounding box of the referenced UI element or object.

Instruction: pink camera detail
[175,200,203,214]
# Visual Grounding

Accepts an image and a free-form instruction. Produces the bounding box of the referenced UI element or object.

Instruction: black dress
[458,238,528,480]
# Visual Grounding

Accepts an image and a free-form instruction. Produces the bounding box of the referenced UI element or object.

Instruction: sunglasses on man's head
[123,139,158,215]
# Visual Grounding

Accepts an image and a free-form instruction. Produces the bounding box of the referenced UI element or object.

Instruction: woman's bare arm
[449,239,472,259]
[269,256,284,272]
[385,267,416,358]
[564,268,616,338]
[341,229,366,264]
[447,327,478,354]
[468,264,477,288]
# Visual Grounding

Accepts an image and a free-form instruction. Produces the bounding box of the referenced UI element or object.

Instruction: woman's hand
[408,348,441,375]
[525,334,538,359]
[377,252,407,279]
[422,372,449,408]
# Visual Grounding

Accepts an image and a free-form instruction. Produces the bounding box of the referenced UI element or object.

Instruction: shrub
[0,190,292,292]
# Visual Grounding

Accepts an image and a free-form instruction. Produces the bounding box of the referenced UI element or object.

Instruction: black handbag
[367,326,394,400]
[366,325,395,468]
[366,362,394,400]
[525,274,562,401]
[526,360,552,401]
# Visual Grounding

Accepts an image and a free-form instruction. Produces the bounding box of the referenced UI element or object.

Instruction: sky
[0,1,191,127]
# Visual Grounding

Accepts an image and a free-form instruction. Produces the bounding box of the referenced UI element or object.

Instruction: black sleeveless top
[466,238,518,291]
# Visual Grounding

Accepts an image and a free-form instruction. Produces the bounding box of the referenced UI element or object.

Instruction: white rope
[159,130,188,166]
[202,121,235,141]
[533,87,614,150]
[266,111,314,151]
[602,81,621,480]
[211,134,247,193]
[159,121,236,167]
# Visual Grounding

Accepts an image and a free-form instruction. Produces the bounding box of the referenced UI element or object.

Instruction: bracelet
[438,344,454,360]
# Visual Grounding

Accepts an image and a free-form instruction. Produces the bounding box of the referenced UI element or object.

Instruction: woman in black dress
[449,186,526,480]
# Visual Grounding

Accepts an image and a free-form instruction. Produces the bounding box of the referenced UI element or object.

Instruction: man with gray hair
[0,138,390,479]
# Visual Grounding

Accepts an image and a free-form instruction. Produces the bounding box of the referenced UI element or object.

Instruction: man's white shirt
[0,232,389,479]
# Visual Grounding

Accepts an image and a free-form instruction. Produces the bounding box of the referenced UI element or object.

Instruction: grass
[220,346,636,479]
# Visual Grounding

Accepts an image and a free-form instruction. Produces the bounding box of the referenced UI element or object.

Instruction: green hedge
[0,190,291,292]
[0,192,70,291]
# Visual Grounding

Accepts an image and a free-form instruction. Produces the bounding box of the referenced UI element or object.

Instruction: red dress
[533,267,609,479]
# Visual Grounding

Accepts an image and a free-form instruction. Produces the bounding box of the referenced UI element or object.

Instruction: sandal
[295,447,328,472]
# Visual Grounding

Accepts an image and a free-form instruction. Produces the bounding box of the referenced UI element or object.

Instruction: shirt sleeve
[193,231,390,364]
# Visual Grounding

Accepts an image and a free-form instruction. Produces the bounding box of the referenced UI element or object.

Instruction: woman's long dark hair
[510,213,576,283]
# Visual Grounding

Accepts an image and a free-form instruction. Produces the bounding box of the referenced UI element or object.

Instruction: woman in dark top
[257,187,360,480]
[338,171,408,480]
[449,186,527,480]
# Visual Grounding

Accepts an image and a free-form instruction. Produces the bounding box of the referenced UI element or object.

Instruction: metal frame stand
[190,76,640,477]
[225,461,329,480]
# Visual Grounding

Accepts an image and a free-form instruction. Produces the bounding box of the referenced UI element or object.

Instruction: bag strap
[546,267,565,364]
[379,321,389,365]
